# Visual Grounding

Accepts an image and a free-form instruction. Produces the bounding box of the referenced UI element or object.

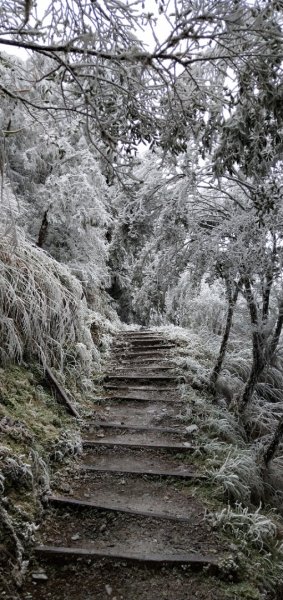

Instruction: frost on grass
[0,444,47,586]
[207,448,263,503]
[0,226,97,375]
[208,503,279,552]
[49,430,82,462]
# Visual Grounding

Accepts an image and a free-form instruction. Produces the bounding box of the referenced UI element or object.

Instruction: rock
[105,584,113,596]
[59,482,71,493]
[185,424,199,434]
[32,572,48,581]
[71,533,81,541]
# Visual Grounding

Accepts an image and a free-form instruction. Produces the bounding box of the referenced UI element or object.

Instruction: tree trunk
[239,355,265,412]
[239,276,265,412]
[240,294,283,413]
[263,416,283,466]
[37,210,49,248]
[268,300,283,359]
[209,278,241,393]
[262,234,277,322]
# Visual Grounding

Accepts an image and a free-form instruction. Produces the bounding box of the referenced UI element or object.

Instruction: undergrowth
[156,323,283,598]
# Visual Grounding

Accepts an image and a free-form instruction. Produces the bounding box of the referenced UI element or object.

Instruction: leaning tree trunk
[239,289,283,413]
[209,277,242,394]
[263,416,283,466]
[260,302,283,465]
[239,352,265,412]
[268,300,283,360]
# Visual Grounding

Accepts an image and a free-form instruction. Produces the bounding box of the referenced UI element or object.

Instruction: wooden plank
[45,366,80,418]
[47,495,193,522]
[112,367,176,372]
[126,345,175,351]
[82,439,195,451]
[104,388,177,395]
[87,422,185,434]
[126,351,174,357]
[81,463,204,480]
[105,374,178,381]
[119,359,176,365]
[35,545,219,568]
[104,384,177,391]
[129,342,171,347]
[110,365,175,371]
[118,332,164,337]
[102,395,176,402]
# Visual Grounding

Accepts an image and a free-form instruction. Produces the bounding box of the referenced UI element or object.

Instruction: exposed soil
[20,563,231,600]
[53,472,201,518]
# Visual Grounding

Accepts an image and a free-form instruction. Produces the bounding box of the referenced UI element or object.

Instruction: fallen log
[45,365,80,418]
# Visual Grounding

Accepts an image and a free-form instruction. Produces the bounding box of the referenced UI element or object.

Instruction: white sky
[2,0,172,59]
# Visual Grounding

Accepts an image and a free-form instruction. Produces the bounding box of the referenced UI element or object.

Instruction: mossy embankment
[0,362,100,590]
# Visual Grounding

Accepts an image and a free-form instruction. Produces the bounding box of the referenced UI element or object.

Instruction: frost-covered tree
[0,54,112,305]
[0,1,282,176]
[0,51,118,378]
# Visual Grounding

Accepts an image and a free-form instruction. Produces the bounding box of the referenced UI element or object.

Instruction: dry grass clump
[208,503,279,552]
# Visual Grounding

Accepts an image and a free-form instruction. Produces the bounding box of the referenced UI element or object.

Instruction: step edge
[47,495,194,522]
[35,545,219,565]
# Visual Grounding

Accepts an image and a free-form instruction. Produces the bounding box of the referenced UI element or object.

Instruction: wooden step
[35,546,219,569]
[47,495,193,522]
[110,365,176,372]
[82,439,194,451]
[81,463,203,480]
[123,345,175,351]
[126,351,174,357]
[105,374,178,381]
[102,395,177,402]
[129,341,171,347]
[118,332,163,337]
[86,422,185,434]
[127,337,166,341]
[104,385,177,391]
[119,359,176,365]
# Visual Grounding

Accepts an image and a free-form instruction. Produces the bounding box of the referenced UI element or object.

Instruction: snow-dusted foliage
[0,225,95,372]
[0,52,118,377]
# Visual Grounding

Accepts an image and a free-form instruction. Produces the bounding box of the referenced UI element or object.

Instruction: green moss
[217,581,261,600]
[0,364,78,454]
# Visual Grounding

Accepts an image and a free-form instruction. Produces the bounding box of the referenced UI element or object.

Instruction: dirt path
[21,330,231,600]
